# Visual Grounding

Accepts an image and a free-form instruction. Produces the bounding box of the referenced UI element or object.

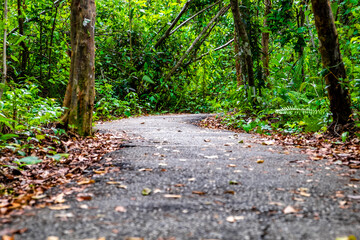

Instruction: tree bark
[230,0,255,89]
[62,0,96,136]
[261,0,271,78]
[234,31,243,86]
[0,0,8,100]
[311,0,352,126]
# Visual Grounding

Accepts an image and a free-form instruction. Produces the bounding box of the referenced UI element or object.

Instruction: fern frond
[275,107,325,116]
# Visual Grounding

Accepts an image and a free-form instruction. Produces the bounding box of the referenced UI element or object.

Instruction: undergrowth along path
[2,114,360,239]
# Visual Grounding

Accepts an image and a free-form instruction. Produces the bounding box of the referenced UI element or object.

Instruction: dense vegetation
[0,0,359,139]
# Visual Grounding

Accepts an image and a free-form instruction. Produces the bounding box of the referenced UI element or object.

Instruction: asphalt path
[2,114,360,239]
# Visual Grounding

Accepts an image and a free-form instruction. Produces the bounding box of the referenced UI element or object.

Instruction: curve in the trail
[3,114,360,240]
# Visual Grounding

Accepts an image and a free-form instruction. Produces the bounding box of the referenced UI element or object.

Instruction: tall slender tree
[0,0,8,100]
[311,0,352,130]
[61,0,96,136]
[230,0,255,93]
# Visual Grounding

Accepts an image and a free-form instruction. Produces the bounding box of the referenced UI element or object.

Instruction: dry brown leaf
[48,205,71,210]
[77,179,95,185]
[2,236,14,240]
[192,191,206,195]
[283,206,299,214]
[256,159,264,164]
[226,216,245,223]
[54,193,66,204]
[115,206,127,213]
[227,164,236,167]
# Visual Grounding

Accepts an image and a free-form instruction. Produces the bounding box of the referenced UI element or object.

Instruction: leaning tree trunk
[0,0,8,100]
[230,0,255,92]
[261,0,271,79]
[62,0,96,136]
[311,0,352,128]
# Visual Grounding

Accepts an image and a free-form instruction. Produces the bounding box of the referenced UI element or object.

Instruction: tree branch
[185,38,234,67]
[169,0,221,36]
[154,0,194,49]
[164,4,231,82]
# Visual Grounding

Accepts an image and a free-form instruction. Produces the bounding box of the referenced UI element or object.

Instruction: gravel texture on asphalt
[2,114,360,240]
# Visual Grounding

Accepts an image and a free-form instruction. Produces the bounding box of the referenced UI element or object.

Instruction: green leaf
[341,131,349,142]
[142,75,155,84]
[36,135,46,140]
[0,134,19,141]
[142,188,152,196]
[10,55,19,62]
[16,156,42,165]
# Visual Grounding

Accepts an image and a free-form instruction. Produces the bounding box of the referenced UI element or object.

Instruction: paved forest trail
[3,114,360,239]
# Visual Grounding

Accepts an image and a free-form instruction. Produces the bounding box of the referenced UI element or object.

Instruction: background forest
[0,0,359,137]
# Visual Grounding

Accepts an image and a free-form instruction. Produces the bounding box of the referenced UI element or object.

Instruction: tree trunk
[230,0,255,91]
[17,0,28,79]
[0,0,8,100]
[62,0,96,136]
[311,0,352,126]
[234,31,243,86]
[261,0,271,79]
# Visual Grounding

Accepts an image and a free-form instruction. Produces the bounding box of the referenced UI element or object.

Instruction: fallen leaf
[226,215,245,223]
[46,237,59,240]
[32,194,47,200]
[107,181,122,185]
[188,178,196,182]
[256,159,264,164]
[54,212,74,218]
[283,206,299,214]
[336,235,357,240]
[204,155,218,159]
[125,237,144,240]
[227,164,236,167]
[49,205,71,210]
[350,178,360,182]
[142,188,152,196]
[229,180,240,185]
[224,190,235,195]
[269,201,284,206]
[138,168,152,172]
[117,185,128,189]
[94,170,107,174]
[174,184,185,187]
[204,139,211,142]
[192,191,206,195]
[54,193,66,204]
[163,194,181,199]
[115,206,127,213]
[76,193,93,202]
[77,179,95,185]
[2,236,14,240]
[347,195,360,200]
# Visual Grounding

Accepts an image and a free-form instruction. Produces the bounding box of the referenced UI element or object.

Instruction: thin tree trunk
[230,0,255,91]
[261,0,271,79]
[129,0,133,61]
[311,0,352,127]
[62,0,96,136]
[17,0,28,79]
[234,31,243,86]
[164,4,230,82]
[296,1,305,83]
[47,5,59,82]
[0,0,8,100]
[154,0,193,49]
